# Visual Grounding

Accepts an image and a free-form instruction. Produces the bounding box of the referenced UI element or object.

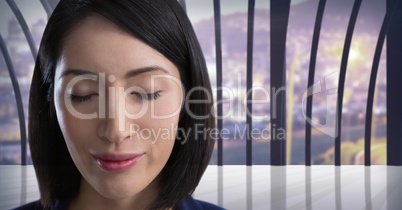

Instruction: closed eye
[70,94,98,103]
[131,91,162,101]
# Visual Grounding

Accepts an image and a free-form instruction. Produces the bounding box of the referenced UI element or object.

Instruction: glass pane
[0,0,46,165]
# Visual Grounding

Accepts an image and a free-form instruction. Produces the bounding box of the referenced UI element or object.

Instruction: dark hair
[29,0,215,209]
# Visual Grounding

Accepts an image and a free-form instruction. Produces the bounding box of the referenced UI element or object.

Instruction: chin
[98,185,138,200]
[86,176,141,200]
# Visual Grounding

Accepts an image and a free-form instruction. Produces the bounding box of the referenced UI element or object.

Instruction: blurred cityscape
[0,0,387,165]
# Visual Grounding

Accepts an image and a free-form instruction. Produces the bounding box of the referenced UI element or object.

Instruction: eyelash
[70,94,96,103]
[131,91,162,101]
[70,91,162,103]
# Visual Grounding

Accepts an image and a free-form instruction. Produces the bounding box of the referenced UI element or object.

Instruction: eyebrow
[59,65,170,80]
[124,66,170,79]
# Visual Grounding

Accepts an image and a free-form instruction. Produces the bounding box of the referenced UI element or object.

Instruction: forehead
[58,14,179,78]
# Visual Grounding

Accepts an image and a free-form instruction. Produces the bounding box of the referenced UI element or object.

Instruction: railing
[0,0,401,166]
[210,0,402,166]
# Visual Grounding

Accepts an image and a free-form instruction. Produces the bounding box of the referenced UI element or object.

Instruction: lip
[92,153,143,172]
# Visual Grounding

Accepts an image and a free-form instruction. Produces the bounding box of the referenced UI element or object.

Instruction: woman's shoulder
[13,198,223,210]
[11,200,44,210]
[11,200,66,210]
[178,197,225,210]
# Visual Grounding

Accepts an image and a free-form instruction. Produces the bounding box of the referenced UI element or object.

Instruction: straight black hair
[29,0,215,209]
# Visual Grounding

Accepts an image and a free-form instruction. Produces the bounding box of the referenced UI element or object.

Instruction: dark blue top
[12,197,224,210]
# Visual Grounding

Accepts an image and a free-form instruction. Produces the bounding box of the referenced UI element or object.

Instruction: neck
[68,177,160,210]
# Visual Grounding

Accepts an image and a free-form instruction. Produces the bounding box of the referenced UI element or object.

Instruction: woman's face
[53,14,183,204]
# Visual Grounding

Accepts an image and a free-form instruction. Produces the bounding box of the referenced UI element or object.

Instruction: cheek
[54,99,96,160]
[152,93,183,117]
[139,118,179,165]
[54,86,96,139]
[146,137,175,174]
[58,115,90,155]
[150,138,175,164]
[55,111,99,181]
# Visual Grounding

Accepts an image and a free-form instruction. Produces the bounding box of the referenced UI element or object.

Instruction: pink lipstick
[93,153,143,172]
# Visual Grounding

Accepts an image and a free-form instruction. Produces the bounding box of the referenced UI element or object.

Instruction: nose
[98,115,132,144]
[97,89,132,144]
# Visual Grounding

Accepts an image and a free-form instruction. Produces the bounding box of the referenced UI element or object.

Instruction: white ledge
[1,165,401,210]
